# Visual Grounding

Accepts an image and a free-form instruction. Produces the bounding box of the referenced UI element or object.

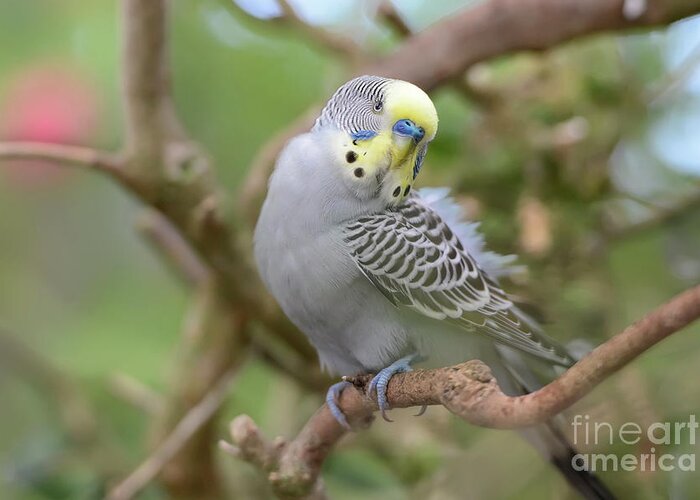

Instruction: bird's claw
[414,405,428,417]
[326,381,352,430]
[368,354,419,422]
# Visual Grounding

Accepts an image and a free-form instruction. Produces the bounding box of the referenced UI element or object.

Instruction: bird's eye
[373,100,383,113]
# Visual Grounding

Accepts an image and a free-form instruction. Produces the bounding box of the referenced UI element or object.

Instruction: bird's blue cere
[392,119,425,142]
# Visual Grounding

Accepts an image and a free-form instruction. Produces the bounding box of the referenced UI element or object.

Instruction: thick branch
[118,3,263,497]
[121,0,185,182]
[365,0,700,91]
[225,284,700,498]
[121,0,165,172]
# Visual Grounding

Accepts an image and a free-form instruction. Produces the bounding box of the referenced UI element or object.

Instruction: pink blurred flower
[1,63,100,187]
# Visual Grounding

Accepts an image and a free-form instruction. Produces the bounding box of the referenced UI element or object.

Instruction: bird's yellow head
[314,76,438,206]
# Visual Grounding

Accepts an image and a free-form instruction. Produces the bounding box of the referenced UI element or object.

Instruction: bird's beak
[392,119,425,143]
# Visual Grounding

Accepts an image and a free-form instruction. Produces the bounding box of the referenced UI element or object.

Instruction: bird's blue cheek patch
[351,130,377,143]
[413,149,426,180]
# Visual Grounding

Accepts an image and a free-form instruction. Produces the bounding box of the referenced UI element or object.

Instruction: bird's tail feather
[551,448,617,500]
[492,346,617,500]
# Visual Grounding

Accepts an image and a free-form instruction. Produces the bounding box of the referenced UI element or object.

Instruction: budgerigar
[254,76,615,499]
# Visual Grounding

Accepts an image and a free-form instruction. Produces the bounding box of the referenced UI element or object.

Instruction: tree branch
[237,0,700,226]
[225,284,700,498]
[121,0,185,182]
[10,1,700,497]
[147,280,250,498]
[117,2,259,496]
[378,2,412,37]
[108,367,240,500]
[109,372,166,416]
[137,209,211,287]
[277,0,362,60]
[604,189,700,240]
[365,0,700,90]
[0,141,127,180]
[228,0,362,60]
[0,328,98,445]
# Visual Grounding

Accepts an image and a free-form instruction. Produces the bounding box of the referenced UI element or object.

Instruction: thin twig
[228,0,362,60]
[0,141,125,178]
[605,190,700,240]
[108,373,166,416]
[251,338,332,393]
[277,0,362,59]
[647,41,700,104]
[137,209,211,287]
[107,367,239,500]
[0,328,98,444]
[378,2,411,37]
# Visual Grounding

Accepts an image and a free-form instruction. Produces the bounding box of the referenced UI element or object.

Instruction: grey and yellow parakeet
[254,75,615,500]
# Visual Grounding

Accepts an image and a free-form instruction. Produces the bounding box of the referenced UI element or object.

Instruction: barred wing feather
[344,195,574,367]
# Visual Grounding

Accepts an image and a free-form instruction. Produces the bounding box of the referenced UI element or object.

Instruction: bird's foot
[325,380,352,430]
[368,353,426,422]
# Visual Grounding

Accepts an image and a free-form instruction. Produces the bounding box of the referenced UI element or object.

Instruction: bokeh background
[1,1,699,499]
